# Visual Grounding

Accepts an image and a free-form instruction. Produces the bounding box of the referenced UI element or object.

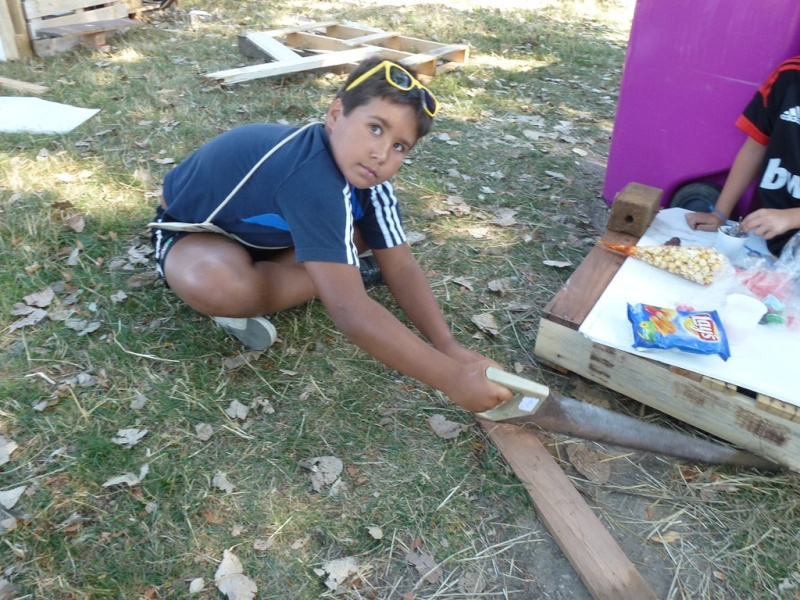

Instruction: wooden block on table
[607,183,663,238]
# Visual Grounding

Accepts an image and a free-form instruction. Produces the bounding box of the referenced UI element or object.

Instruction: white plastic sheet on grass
[0,97,99,134]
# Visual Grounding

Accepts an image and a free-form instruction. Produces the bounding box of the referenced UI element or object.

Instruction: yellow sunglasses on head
[345,60,440,118]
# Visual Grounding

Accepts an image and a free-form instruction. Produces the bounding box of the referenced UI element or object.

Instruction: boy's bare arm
[686,137,767,231]
[303,260,513,412]
[372,245,465,354]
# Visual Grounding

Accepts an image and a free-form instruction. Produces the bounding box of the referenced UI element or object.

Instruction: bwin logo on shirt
[780,106,800,125]
[761,158,800,199]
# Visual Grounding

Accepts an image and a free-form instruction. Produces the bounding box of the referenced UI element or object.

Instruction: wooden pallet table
[205,20,469,86]
[533,186,800,473]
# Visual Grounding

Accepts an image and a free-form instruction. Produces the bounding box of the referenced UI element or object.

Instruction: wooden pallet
[533,184,800,472]
[204,20,469,85]
[22,0,141,56]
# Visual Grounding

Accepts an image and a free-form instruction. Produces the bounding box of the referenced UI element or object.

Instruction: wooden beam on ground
[204,46,380,85]
[255,21,339,38]
[0,75,47,93]
[239,31,301,62]
[479,420,658,600]
[339,31,399,46]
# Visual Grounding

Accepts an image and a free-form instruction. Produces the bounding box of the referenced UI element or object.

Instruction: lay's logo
[684,313,719,342]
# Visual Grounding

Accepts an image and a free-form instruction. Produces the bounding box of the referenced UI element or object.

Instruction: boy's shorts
[150,206,188,286]
[150,206,285,287]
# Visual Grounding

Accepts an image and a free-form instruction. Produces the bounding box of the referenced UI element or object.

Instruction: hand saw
[479,368,781,471]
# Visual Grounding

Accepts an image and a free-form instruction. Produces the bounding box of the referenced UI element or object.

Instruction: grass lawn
[1,1,798,598]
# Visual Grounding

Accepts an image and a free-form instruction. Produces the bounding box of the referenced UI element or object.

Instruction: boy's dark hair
[336,57,434,140]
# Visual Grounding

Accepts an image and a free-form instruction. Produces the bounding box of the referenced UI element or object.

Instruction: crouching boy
[148,57,513,413]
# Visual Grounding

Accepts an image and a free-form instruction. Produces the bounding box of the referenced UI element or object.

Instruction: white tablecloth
[579,208,799,405]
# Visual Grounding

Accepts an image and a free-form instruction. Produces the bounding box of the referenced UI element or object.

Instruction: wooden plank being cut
[479,420,658,600]
[204,46,380,85]
[0,75,48,93]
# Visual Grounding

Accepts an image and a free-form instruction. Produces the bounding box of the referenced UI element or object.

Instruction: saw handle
[485,367,550,400]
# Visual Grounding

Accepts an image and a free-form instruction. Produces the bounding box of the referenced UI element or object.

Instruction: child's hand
[444,361,514,413]
[685,210,725,232]
[742,208,793,240]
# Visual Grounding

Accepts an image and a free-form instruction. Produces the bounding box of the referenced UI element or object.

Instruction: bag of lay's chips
[627,303,730,361]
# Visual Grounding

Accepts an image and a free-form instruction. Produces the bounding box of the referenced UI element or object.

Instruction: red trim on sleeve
[736,114,769,146]
[758,56,800,107]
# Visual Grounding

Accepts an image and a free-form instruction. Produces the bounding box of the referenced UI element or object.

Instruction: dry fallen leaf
[214,549,257,600]
[427,414,464,440]
[225,400,249,421]
[543,259,573,268]
[298,456,344,493]
[406,549,442,584]
[130,391,148,411]
[566,443,611,484]
[111,428,148,447]
[313,556,360,591]
[212,472,235,494]
[0,578,20,599]
[290,535,310,550]
[23,286,55,308]
[196,422,214,441]
[9,308,48,332]
[188,578,205,593]
[0,437,19,466]
[487,278,512,295]
[102,464,149,488]
[471,313,500,336]
[66,214,85,233]
[367,526,383,540]
[452,276,475,291]
[253,537,274,551]
[0,486,27,510]
[650,530,681,545]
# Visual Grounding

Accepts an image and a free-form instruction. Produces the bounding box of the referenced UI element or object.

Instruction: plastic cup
[715,225,747,261]
[719,294,767,345]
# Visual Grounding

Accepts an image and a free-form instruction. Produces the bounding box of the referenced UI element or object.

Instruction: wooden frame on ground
[204,20,469,85]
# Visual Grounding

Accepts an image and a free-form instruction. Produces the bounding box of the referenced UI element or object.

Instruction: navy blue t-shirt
[160,122,406,265]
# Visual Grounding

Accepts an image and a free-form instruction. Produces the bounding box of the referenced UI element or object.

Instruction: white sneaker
[211,316,277,351]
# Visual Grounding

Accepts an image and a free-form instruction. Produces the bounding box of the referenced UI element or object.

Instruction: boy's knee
[168,257,255,314]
